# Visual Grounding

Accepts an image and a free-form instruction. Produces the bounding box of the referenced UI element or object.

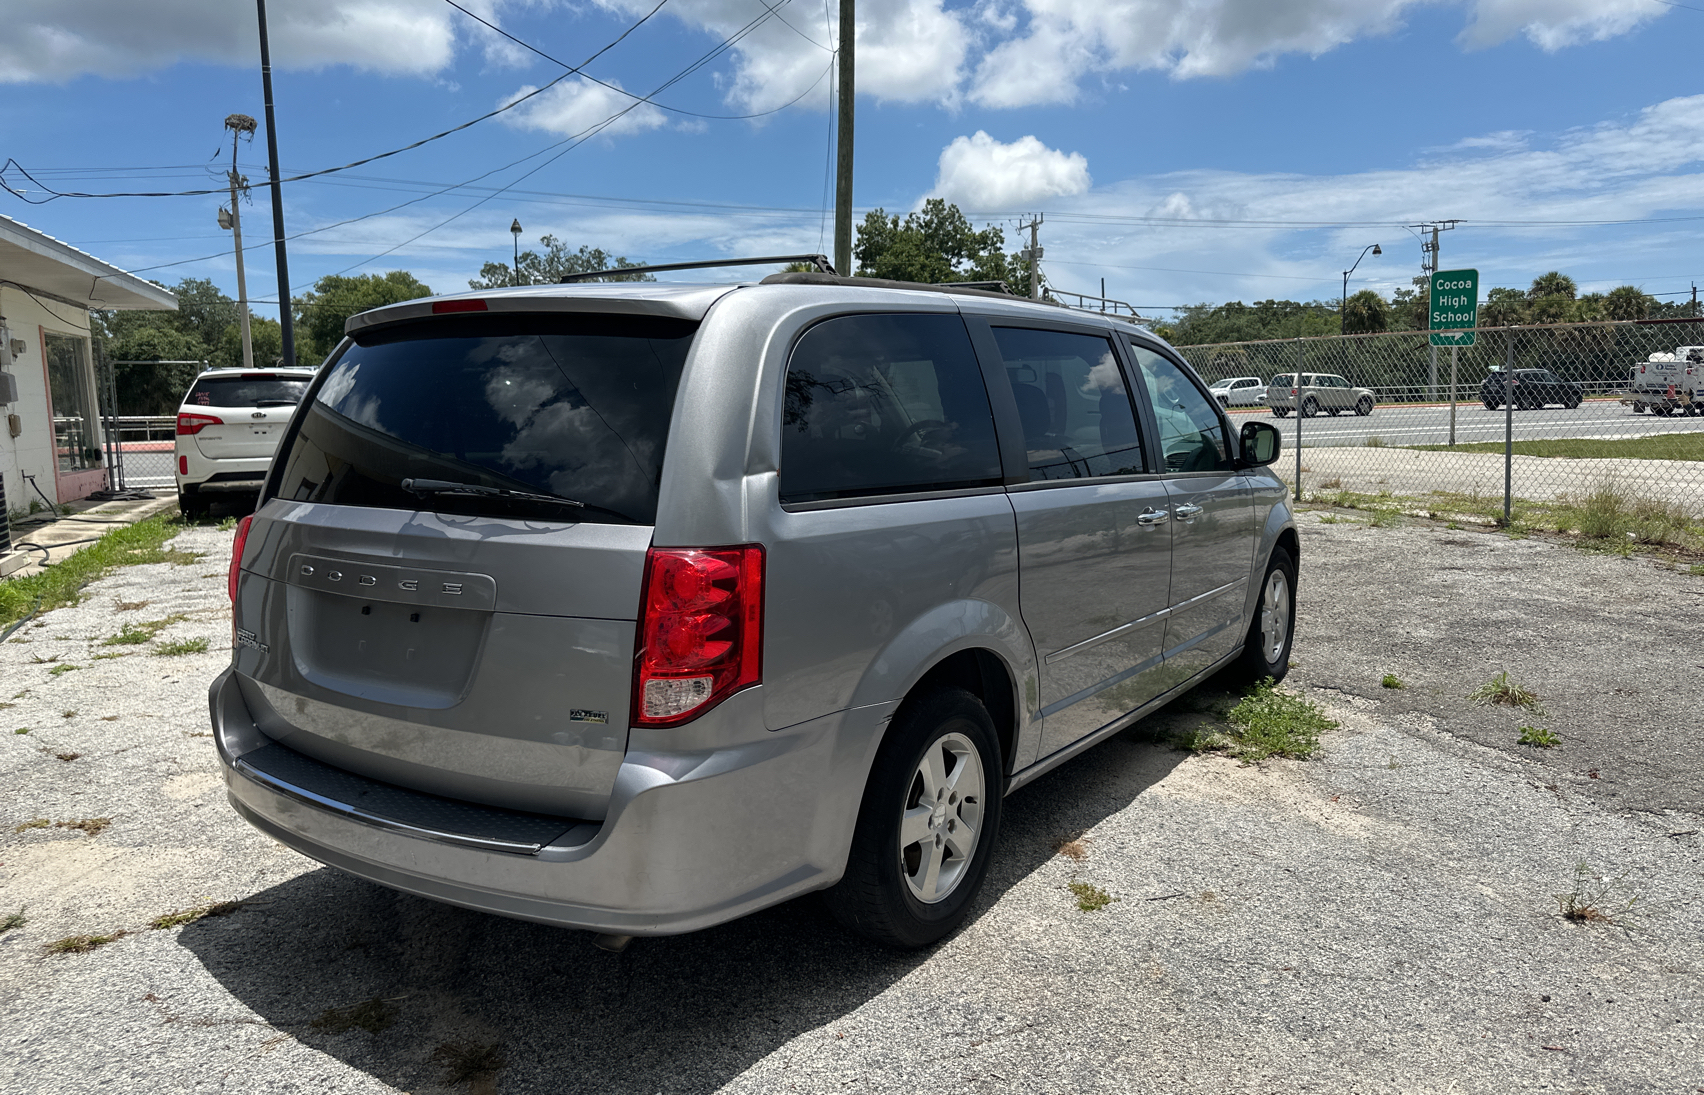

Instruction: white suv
[175,368,315,519]
[1208,376,1266,407]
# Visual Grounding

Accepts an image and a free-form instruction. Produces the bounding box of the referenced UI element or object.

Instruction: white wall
[0,284,94,516]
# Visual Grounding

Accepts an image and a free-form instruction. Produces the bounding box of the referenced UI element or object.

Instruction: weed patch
[312,997,398,1035]
[1470,671,1541,709]
[1381,674,1405,690]
[155,637,210,657]
[53,752,81,762]
[1,909,25,934]
[0,516,183,629]
[45,931,128,954]
[1364,435,1387,448]
[55,817,110,836]
[150,901,243,931]
[1055,832,1091,861]
[13,727,29,735]
[13,818,49,832]
[1206,679,1336,762]
[1066,881,1115,911]
[47,664,80,677]
[1556,861,1642,929]
[1518,725,1561,748]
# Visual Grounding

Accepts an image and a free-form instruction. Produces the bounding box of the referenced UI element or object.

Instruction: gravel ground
[1,517,1700,1095]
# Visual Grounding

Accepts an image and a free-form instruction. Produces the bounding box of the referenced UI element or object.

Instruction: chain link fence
[1174,319,1704,538]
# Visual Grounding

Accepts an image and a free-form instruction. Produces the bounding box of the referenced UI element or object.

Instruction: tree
[1527,271,1577,323]
[1341,289,1389,334]
[1388,275,1430,331]
[1479,287,1529,327]
[1164,299,1340,345]
[1603,285,1652,321]
[469,235,654,289]
[294,271,432,361]
[852,200,1036,292]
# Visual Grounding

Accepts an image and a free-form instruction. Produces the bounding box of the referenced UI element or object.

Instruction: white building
[0,213,178,517]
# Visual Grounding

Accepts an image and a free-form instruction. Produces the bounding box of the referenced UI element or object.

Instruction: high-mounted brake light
[228,514,253,604]
[432,299,488,314]
[633,545,764,727]
[177,412,223,436]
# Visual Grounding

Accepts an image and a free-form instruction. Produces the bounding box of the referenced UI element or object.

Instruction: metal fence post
[1504,330,1514,524]
[1448,344,1459,447]
[1294,340,1303,502]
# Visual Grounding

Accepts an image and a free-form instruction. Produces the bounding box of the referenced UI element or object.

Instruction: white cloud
[0,0,473,83]
[931,132,1090,209]
[501,77,668,138]
[968,0,1669,108]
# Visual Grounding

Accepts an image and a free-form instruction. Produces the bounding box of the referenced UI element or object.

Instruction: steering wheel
[891,419,949,451]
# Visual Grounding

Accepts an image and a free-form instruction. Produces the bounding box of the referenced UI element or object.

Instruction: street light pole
[1340,243,1381,330]
[511,219,523,287]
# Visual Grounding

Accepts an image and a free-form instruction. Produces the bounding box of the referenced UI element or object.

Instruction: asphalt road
[2,519,1701,1095]
[1232,398,1704,449]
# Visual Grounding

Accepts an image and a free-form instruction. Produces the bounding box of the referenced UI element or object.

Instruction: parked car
[1264,373,1376,417]
[1479,368,1581,411]
[212,271,1296,950]
[175,367,316,519]
[1208,375,1266,408]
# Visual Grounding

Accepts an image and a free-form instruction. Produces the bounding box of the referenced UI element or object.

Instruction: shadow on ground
[177,718,1196,1094]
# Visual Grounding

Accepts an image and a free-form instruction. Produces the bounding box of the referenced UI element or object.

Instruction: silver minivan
[212,271,1296,949]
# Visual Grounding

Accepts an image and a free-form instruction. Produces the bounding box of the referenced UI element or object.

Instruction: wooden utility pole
[223,114,257,370]
[832,0,854,277]
[1021,215,1044,300]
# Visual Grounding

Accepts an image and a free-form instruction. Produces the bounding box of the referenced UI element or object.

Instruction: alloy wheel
[899,731,986,905]
[1260,568,1290,665]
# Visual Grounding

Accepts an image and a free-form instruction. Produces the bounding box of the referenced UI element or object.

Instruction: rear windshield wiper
[400,477,585,510]
[255,399,299,407]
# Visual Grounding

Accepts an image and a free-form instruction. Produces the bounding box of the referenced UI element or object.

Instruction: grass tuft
[1215,679,1336,762]
[154,637,211,657]
[1381,674,1405,690]
[55,817,111,836]
[1556,861,1641,929]
[1067,881,1115,911]
[1469,671,1541,709]
[45,931,127,954]
[1,909,25,934]
[1518,725,1561,748]
[47,664,80,677]
[1055,832,1091,861]
[1363,435,1387,448]
[13,818,50,832]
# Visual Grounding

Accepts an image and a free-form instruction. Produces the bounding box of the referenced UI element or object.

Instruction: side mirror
[1239,420,1281,467]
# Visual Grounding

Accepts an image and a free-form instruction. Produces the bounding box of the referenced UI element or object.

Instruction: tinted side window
[779,314,1002,504]
[991,327,1146,481]
[1128,345,1235,474]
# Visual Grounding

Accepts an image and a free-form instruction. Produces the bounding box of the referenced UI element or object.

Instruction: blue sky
[3,0,1702,323]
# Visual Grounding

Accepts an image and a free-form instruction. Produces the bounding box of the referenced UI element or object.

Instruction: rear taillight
[228,515,253,604]
[432,298,488,314]
[633,545,764,727]
[177,412,223,436]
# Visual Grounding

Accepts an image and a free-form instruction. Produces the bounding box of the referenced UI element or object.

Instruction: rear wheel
[1301,397,1320,418]
[1565,395,1581,410]
[824,687,1003,949]
[1354,397,1373,416]
[1226,546,1296,685]
[1216,395,1229,409]
[177,488,207,522]
[1273,407,1291,418]
[1482,399,1499,411]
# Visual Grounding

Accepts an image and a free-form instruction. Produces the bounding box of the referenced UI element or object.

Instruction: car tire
[1482,399,1499,411]
[1273,407,1290,418]
[1566,395,1581,410]
[824,686,1004,950]
[177,488,206,521]
[1226,545,1297,686]
[1301,398,1320,418]
[1216,395,1229,409]
[1354,397,1373,416]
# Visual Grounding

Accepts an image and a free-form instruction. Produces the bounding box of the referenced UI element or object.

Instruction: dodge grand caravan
[212,269,1296,949]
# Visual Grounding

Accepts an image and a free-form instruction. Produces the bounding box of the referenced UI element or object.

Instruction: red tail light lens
[228,515,253,604]
[634,545,763,726]
[176,412,223,436]
[432,298,488,314]
[178,455,188,476]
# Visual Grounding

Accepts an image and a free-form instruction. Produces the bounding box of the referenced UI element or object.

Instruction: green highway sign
[1429,268,1479,347]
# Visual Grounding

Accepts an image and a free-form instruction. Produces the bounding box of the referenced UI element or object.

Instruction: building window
[45,333,101,473]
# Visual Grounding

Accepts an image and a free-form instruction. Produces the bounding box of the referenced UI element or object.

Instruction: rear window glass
[185,375,310,408]
[272,313,697,525]
[780,313,1002,503]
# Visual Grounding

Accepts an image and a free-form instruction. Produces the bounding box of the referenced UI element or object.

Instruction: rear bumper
[210,667,879,936]
[177,448,271,490]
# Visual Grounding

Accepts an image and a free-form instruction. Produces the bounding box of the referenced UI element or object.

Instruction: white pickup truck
[1628,348,1703,416]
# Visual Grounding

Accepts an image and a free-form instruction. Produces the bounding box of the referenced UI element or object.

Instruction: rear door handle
[1173,502,1203,521]
[1136,508,1169,526]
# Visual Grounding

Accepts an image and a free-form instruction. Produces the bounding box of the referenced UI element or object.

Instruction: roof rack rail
[934,280,1016,295]
[1050,287,1147,324]
[559,254,835,283]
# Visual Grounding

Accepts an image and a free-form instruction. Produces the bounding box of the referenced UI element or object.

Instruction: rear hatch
[185,373,312,460]
[233,311,699,819]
